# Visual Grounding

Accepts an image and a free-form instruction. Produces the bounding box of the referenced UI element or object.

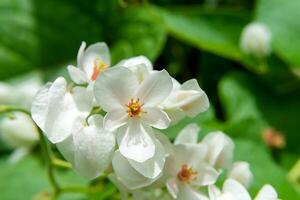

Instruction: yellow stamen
[126,98,145,117]
[177,164,198,183]
[91,58,108,81]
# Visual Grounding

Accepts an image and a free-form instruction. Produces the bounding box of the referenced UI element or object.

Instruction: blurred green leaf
[255,0,300,67]
[235,140,300,199]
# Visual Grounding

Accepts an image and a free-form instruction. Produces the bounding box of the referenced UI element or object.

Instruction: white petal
[208,185,222,200]
[228,161,253,188]
[117,56,153,71]
[128,138,165,179]
[178,184,209,200]
[0,82,15,104]
[112,150,156,190]
[202,131,234,169]
[142,107,170,129]
[173,143,208,169]
[78,42,110,78]
[87,114,104,128]
[174,123,200,145]
[73,125,115,179]
[71,86,94,112]
[164,107,185,125]
[104,109,129,131]
[166,177,179,199]
[134,70,173,107]
[192,164,219,186]
[67,65,88,84]
[56,134,75,165]
[77,41,87,66]
[176,79,209,117]
[255,185,278,200]
[94,67,138,111]
[0,112,39,148]
[154,130,173,156]
[31,77,91,143]
[117,121,155,162]
[222,179,251,200]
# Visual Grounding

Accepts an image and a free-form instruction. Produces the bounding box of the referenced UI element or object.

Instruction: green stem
[61,186,101,194]
[52,158,72,169]
[38,128,61,198]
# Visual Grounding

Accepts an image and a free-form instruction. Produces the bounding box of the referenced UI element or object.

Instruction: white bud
[0,112,39,148]
[240,22,272,57]
[228,161,253,188]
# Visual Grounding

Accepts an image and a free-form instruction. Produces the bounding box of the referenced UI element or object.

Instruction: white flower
[31,77,115,179]
[57,115,115,179]
[31,77,93,143]
[228,161,253,188]
[94,66,173,162]
[163,79,209,124]
[0,112,39,148]
[165,124,219,200]
[202,131,234,169]
[67,41,110,84]
[209,179,278,200]
[240,22,272,57]
[0,83,15,104]
[116,56,153,83]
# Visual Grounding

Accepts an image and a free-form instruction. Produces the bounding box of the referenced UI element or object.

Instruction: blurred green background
[0,0,300,199]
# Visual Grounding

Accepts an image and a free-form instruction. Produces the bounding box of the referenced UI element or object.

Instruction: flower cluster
[31,42,278,199]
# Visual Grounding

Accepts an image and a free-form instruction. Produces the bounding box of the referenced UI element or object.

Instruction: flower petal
[56,134,75,165]
[208,185,222,200]
[228,161,253,188]
[31,77,91,143]
[255,184,278,200]
[222,179,251,200]
[78,42,110,78]
[116,55,153,71]
[192,164,219,186]
[117,120,155,162]
[166,177,179,199]
[127,138,165,179]
[178,184,209,200]
[134,70,172,107]
[67,65,88,84]
[94,67,138,111]
[202,131,234,169]
[174,123,200,145]
[73,124,115,179]
[104,109,129,131]
[112,150,157,190]
[142,107,170,129]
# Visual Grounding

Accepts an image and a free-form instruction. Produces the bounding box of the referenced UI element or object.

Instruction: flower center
[177,164,198,183]
[91,58,108,81]
[126,98,144,117]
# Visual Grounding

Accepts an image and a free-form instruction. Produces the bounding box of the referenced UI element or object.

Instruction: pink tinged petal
[166,177,179,199]
[73,125,115,179]
[134,70,173,107]
[117,121,155,162]
[94,67,139,111]
[67,65,88,84]
[104,109,129,131]
[128,138,165,179]
[112,150,157,190]
[202,131,234,169]
[178,184,209,200]
[228,161,253,188]
[141,107,170,129]
[192,164,219,186]
[78,42,110,77]
[174,123,200,145]
[255,185,278,200]
[222,179,251,200]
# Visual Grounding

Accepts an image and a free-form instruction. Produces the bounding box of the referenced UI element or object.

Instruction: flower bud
[240,22,272,57]
[0,112,39,148]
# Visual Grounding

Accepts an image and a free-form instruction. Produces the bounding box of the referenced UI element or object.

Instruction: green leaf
[255,0,300,67]
[235,139,300,199]
[148,5,250,62]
